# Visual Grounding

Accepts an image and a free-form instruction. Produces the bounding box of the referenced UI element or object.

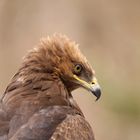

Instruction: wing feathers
[51,114,95,140]
[9,106,73,139]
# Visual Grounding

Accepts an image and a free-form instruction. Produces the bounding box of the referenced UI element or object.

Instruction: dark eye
[74,64,82,74]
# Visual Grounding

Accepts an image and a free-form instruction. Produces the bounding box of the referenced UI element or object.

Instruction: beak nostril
[91,82,95,85]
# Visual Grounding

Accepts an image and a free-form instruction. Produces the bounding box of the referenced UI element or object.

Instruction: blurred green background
[0,0,140,140]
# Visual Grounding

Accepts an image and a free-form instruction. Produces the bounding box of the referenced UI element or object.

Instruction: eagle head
[24,34,101,100]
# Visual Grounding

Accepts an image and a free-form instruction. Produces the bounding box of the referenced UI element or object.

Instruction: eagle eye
[74,64,82,75]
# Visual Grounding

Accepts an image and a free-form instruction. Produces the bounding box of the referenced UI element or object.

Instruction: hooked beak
[73,75,101,101]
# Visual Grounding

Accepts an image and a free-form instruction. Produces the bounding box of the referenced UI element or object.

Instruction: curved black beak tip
[92,88,101,101]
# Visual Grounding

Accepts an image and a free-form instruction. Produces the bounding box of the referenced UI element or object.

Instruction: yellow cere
[73,75,93,88]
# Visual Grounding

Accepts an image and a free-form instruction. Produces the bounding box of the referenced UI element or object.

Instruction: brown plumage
[0,34,101,140]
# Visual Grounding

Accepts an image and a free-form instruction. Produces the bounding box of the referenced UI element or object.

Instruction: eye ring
[74,64,82,74]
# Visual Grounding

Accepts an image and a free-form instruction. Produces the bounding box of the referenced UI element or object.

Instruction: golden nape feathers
[0,34,101,140]
[24,34,93,81]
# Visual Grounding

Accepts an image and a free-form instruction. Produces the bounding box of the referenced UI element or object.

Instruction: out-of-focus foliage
[0,0,140,140]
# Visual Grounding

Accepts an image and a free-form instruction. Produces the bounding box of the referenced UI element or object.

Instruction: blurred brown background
[0,0,140,140]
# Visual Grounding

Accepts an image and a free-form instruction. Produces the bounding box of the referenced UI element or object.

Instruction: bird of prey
[0,34,101,140]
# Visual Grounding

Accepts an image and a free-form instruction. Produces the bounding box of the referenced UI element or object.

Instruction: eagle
[0,34,101,140]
